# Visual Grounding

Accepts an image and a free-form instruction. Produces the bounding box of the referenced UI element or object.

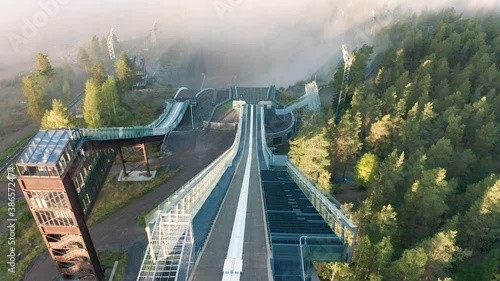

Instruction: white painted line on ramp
[222,105,254,281]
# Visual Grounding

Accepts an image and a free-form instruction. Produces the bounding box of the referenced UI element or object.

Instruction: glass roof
[18,130,72,165]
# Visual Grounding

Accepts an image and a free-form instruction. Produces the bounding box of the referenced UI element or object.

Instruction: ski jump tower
[16,130,114,280]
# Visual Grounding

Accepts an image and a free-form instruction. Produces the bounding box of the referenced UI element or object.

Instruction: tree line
[23,34,136,129]
[289,9,499,281]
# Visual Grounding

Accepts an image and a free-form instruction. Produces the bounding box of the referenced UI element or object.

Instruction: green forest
[289,9,500,281]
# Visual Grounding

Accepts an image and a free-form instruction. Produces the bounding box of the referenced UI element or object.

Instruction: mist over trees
[290,9,500,281]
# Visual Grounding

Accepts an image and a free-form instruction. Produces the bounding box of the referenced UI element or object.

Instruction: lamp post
[200,72,205,91]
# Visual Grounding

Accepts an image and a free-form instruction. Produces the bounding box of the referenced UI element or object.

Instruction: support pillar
[118,143,151,177]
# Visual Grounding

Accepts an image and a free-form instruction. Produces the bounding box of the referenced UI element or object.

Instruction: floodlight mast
[335,44,353,121]
[107,28,116,61]
[150,21,157,47]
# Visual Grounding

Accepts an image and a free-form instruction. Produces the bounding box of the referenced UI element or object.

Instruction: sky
[0,0,499,85]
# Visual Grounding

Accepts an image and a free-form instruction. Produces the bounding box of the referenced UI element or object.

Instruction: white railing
[259,103,357,262]
[287,161,357,262]
[174,87,189,99]
[260,106,272,169]
[275,81,321,115]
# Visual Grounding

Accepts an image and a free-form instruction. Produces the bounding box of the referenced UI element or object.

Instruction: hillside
[290,9,500,281]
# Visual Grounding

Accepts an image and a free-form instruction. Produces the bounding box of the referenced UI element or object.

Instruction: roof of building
[18,130,72,165]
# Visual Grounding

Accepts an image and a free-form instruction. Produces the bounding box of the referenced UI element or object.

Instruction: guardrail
[259,106,290,168]
[260,106,272,169]
[259,103,357,262]
[265,111,296,140]
[80,102,188,141]
[144,104,244,229]
[287,161,357,262]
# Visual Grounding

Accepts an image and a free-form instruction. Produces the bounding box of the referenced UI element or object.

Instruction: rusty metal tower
[16,130,115,280]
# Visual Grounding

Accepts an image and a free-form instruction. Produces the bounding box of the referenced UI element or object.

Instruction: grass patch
[114,98,163,127]
[0,133,34,163]
[99,250,128,281]
[0,202,8,224]
[88,166,182,226]
[0,201,46,281]
[0,78,30,138]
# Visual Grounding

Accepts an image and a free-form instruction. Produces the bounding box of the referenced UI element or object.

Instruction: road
[190,105,269,281]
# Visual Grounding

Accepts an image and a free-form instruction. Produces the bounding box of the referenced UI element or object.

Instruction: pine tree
[401,168,452,245]
[329,110,362,178]
[370,150,405,210]
[23,75,47,123]
[91,63,106,85]
[419,230,471,280]
[35,53,55,78]
[391,247,428,281]
[62,79,72,101]
[78,47,91,72]
[114,52,135,93]
[374,237,394,277]
[460,180,500,252]
[41,99,76,129]
[366,114,400,157]
[350,85,382,138]
[88,35,102,63]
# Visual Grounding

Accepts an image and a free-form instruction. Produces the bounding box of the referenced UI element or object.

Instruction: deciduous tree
[83,78,103,128]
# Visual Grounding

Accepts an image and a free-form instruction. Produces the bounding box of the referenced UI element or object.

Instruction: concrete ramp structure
[275,81,321,115]
[14,85,354,281]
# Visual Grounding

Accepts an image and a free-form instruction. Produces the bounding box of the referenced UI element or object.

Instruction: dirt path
[23,129,235,281]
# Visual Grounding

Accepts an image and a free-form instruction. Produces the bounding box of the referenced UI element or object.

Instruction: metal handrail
[287,161,357,232]
[80,102,189,141]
